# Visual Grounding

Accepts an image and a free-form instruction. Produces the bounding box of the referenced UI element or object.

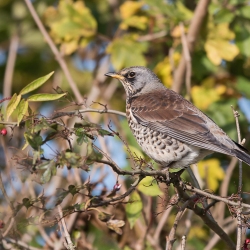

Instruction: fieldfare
[105,66,250,169]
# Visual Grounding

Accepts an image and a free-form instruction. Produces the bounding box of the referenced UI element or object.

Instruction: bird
[105,66,250,169]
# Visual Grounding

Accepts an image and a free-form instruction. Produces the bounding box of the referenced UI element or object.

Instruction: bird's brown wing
[130,89,235,155]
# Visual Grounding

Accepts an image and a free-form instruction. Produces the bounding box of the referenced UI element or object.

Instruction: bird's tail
[234,148,250,166]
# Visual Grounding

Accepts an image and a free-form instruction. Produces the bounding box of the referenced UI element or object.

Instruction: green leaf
[6,94,21,120]
[236,76,250,98]
[106,35,148,70]
[24,132,43,150]
[27,93,66,102]
[234,22,250,57]
[41,167,52,184]
[55,189,70,205]
[214,9,234,24]
[44,1,97,55]
[17,99,28,125]
[97,129,113,137]
[33,119,52,133]
[125,191,142,228]
[40,161,56,184]
[138,176,163,196]
[236,6,250,19]
[20,71,54,95]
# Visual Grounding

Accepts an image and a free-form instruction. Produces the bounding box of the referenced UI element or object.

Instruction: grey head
[105,66,165,97]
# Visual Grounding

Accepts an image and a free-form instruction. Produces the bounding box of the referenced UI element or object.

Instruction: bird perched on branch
[105,66,250,169]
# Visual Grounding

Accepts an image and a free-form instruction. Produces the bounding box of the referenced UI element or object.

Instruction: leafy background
[1,0,250,249]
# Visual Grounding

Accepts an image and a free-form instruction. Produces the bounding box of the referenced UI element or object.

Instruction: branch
[87,175,144,208]
[137,30,167,42]
[231,106,244,250]
[173,0,211,93]
[179,22,191,100]
[24,0,84,103]
[3,237,41,250]
[57,205,76,250]
[175,181,236,250]
[51,108,127,120]
[3,34,19,103]
[166,199,191,250]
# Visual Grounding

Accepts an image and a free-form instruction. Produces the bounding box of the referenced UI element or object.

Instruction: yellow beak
[105,72,125,81]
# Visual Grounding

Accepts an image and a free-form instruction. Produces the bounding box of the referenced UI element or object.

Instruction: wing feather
[130,89,235,156]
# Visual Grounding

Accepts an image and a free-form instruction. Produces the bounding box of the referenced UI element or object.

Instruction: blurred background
[1,0,250,249]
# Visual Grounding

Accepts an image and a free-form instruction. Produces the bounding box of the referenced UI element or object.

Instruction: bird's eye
[128,72,136,78]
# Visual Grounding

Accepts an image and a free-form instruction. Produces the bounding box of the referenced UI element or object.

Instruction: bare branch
[24,0,84,103]
[57,205,76,250]
[173,0,211,93]
[179,22,191,100]
[166,199,190,250]
[3,34,19,104]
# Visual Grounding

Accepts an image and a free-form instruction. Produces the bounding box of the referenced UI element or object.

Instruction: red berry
[1,128,7,136]
[245,239,250,244]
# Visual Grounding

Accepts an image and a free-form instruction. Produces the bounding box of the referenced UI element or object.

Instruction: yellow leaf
[106,35,148,70]
[6,94,21,120]
[120,1,144,19]
[138,176,163,196]
[191,77,224,110]
[216,85,227,95]
[205,39,239,65]
[125,145,144,159]
[60,40,78,55]
[154,53,180,88]
[120,16,148,30]
[43,0,97,54]
[196,159,225,190]
[171,26,181,38]
[205,22,239,65]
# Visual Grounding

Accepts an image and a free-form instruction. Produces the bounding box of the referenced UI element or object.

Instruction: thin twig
[181,235,186,250]
[231,106,243,250]
[52,108,127,119]
[216,157,238,222]
[204,220,237,250]
[24,0,84,103]
[57,205,76,250]
[3,238,41,250]
[175,182,235,250]
[179,22,191,100]
[137,30,167,42]
[153,206,173,241]
[166,199,191,250]
[3,34,19,105]
[173,0,211,93]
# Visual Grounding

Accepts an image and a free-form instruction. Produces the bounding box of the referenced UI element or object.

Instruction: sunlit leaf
[44,0,97,54]
[125,145,144,159]
[191,77,227,110]
[16,99,28,126]
[120,16,148,30]
[125,191,142,229]
[138,176,163,196]
[6,94,21,120]
[204,22,239,65]
[120,1,144,19]
[196,159,224,190]
[40,161,56,184]
[27,93,66,102]
[19,72,54,95]
[154,53,180,88]
[106,35,148,70]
